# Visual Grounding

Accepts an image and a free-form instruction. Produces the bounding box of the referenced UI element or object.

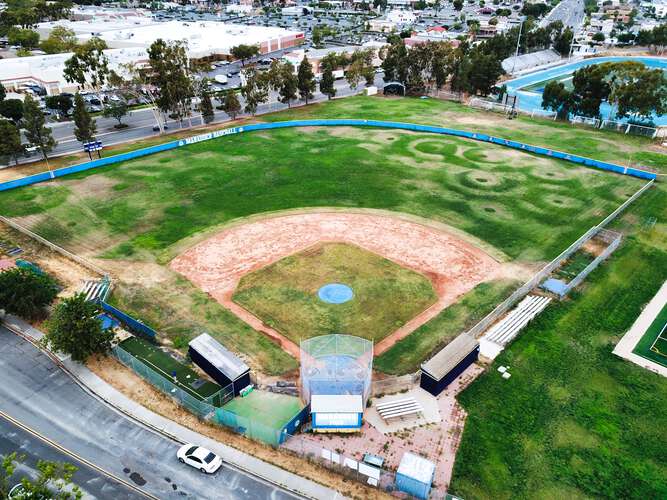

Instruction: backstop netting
[300,335,373,405]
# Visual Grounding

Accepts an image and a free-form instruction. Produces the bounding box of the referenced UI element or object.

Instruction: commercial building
[283,42,386,76]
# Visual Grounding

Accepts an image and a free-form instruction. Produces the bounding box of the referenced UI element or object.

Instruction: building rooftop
[189,333,249,381]
[311,394,363,413]
[397,452,436,484]
[421,333,478,380]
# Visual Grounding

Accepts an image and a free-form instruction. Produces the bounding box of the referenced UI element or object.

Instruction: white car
[177,444,223,474]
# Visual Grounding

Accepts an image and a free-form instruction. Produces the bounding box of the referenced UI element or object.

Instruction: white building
[3,20,304,95]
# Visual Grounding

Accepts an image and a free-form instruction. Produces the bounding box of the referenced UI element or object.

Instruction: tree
[466,49,504,95]
[453,0,463,10]
[0,119,24,165]
[0,84,5,102]
[240,68,269,115]
[45,94,73,117]
[72,92,96,144]
[610,65,667,121]
[147,39,194,126]
[553,26,574,56]
[7,27,39,48]
[319,64,336,100]
[570,63,611,117]
[0,98,23,124]
[1,452,82,500]
[592,32,605,42]
[40,25,77,54]
[0,267,58,319]
[346,49,375,89]
[45,293,113,362]
[199,90,215,124]
[230,44,260,66]
[23,94,57,162]
[542,80,572,119]
[222,91,241,119]
[63,37,109,90]
[102,100,129,127]
[267,60,298,107]
[381,39,408,84]
[297,56,316,104]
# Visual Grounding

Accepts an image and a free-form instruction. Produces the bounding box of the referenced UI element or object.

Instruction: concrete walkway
[612,280,667,377]
[1,314,345,500]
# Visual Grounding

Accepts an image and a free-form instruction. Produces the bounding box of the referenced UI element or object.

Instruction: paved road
[0,325,301,500]
[540,0,585,31]
[13,73,384,166]
[0,414,142,499]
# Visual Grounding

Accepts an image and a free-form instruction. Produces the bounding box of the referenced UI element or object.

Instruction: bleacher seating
[376,397,424,421]
[482,295,552,347]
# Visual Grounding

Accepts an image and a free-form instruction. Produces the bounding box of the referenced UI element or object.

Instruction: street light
[510,16,527,75]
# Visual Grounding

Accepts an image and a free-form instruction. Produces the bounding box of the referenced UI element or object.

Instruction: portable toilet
[395,452,435,500]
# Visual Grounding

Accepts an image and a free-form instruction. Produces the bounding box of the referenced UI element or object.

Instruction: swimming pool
[504,56,667,125]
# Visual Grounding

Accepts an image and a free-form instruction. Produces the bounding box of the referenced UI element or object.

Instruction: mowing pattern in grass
[632,302,667,368]
[118,336,221,400]
[233,242,437,344]
[375,279,518,374]
[0,125,642,264]
[451,241,667,499]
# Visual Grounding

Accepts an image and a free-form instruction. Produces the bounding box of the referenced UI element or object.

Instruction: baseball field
[0,95,665,499]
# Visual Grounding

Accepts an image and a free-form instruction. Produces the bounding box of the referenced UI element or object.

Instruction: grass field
[632,302,667,367]
[233,242,437,344]
[118,336,221,400]
[450,173,667,499]
[0,96,659,376]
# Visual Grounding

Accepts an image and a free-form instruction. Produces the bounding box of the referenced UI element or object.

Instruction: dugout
[188,333,250,397]
[419,334,479,397]
[310,394,363,433]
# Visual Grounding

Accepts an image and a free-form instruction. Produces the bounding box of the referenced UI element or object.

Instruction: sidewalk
[2,314,345,500]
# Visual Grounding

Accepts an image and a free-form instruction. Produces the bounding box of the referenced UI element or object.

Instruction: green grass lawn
[375,279,518,374]
[450,173,667,499]
[118,336,221,400]
[233,242,437,345]
[0,96,658,377]
[632,301,667,367]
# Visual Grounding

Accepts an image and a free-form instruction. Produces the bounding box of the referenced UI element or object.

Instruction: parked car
[176,444,223,474]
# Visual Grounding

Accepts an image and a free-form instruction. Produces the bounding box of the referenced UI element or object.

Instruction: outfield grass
[118,336,221,400]
[375,279,518,374]
[450,175,667,499]
[233,242,437,345]
[0,96,659,377]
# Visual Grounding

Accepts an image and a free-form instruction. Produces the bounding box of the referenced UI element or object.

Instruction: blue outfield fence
[99,300,157,340]
[0,119,656,194]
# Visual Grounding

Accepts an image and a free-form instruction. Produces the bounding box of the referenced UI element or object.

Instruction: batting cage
[300,334,373,405]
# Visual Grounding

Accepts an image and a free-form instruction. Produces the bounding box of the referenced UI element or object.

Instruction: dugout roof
[421,333,478,381]
[189,333,249,381]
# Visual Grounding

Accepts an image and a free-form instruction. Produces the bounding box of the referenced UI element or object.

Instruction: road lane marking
[0,410,157,500]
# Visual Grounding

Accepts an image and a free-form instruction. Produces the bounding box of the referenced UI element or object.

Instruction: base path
[171,210,503,357]
[613,280,667,377]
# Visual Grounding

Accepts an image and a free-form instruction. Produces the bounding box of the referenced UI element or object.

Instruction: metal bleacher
[376,397,424,421]
[482,295,552,347]
[80,278,111,302]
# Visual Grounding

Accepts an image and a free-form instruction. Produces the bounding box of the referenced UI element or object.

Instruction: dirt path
[170,210,505,357]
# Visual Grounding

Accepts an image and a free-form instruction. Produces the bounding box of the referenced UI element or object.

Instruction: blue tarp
[541,278,568,296]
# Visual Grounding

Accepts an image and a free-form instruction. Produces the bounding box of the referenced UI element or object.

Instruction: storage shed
[310,394,363,433]
[420,333,479,396]
[395,452,435,500]
[188,333,250,396]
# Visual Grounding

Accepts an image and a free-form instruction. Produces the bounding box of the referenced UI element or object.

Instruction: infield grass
[233,242,437,345]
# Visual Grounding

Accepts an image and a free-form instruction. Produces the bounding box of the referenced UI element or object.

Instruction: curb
[1,320,322,500]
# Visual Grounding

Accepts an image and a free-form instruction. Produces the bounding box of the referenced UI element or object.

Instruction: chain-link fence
[371,372,420,397]
[112,344,224,419]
